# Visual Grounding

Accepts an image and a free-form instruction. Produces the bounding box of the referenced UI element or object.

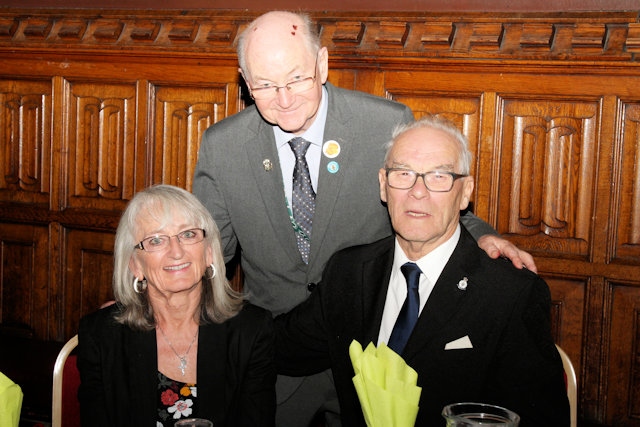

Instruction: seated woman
[77,184,276,427]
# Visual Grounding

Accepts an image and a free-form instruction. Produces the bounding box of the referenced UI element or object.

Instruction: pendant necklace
[157,324,198,376]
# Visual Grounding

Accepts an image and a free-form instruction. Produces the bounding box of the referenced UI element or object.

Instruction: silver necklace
[157,325,198,376]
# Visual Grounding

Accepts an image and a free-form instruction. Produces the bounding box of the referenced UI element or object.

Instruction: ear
[458,176,475,211]
[379,168,388,203]
[128,256,143,280]
[317,46,329,85]
[239,68,252,96]
[206,245,214,266]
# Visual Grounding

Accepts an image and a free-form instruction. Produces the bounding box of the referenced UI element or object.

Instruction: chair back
[556,344,577,427]
[52,334,80,427]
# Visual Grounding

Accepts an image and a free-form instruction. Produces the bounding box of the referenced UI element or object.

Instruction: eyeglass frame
[247,57,318,100]
[134,228,207,252]
[384,168,468,192]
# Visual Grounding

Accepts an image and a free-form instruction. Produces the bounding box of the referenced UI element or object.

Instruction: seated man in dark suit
[275,115,570,426]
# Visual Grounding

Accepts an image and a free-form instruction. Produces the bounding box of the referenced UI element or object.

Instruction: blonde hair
[112,184,244,331]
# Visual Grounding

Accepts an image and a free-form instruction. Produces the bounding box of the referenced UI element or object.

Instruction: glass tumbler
[442,402,520,426]
[174,418,213,427]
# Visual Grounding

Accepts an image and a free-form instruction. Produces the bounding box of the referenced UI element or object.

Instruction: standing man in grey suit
[274,116,569,426]
[193,10,537,427]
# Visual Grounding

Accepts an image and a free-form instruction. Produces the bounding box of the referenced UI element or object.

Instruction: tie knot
[400,262,422,291]
[288,137,311,159]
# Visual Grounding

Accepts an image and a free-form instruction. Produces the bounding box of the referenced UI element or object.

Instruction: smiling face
[379,125,474,260]
[128,207,213,299]
[240,11,329,135]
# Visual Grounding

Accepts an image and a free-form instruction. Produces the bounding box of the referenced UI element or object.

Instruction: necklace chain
[157,324,198,376]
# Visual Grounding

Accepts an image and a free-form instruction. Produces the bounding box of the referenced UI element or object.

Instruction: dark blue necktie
[288,137,315,264]
[388,262,422,354]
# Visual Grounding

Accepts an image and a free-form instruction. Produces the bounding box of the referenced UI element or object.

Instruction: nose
[275,86,295,107]
[166,235,186,256]
[409,175,430,198]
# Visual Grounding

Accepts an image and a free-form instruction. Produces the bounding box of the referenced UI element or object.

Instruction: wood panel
[607,282,640,424]
[497,96,598,258]
[62,228,115,339]
[0,8,639,425]
[64,79,140,210]
[150,80,241,188]
[0,224,50,336]
[0,79,51,205]
[616,102,640,265]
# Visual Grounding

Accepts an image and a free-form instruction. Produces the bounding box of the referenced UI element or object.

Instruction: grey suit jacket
[274,227,570,427]
[193,82,493,316]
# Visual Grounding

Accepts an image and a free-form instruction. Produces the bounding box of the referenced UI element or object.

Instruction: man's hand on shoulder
[477,234,538,273]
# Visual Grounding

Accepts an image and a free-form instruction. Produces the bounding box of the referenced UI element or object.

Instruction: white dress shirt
[377,225,462,347]
[274,86,328,203]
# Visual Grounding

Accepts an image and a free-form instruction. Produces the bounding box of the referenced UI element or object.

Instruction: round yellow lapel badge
[322,140,341,159]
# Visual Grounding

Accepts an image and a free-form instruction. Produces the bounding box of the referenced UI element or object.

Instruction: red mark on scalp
[291,24,297,36]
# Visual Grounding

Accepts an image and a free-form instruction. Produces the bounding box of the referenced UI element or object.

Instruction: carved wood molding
[0,9,639,62]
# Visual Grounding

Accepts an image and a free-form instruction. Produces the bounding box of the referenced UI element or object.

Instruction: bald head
[235,11,329,134]
[237,11,321,77]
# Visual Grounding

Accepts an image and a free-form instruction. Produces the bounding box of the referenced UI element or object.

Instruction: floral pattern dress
[156,372,198,427]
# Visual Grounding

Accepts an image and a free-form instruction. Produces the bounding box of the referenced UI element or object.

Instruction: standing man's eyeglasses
[249,58,318,100]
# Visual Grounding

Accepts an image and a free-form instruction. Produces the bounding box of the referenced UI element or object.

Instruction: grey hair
[236,11,321,77]
[383,115,472,175]
[113,184,244,331]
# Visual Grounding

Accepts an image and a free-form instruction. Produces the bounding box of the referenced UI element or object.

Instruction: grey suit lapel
[244,120,303,265]
[309,83,355,269]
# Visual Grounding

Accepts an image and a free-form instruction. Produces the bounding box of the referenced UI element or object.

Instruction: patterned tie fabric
[288,137,316,264]
[388,262,422,354]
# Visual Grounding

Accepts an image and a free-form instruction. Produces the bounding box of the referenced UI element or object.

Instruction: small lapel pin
[327,161,339,174]
[322,140,341,159]
[457,277,468,290]
[263,159,272,171]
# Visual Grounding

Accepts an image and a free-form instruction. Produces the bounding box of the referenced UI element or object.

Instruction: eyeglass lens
[388,170,456,191]
[137,228,204,251]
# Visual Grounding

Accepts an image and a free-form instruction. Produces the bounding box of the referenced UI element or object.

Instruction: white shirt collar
[392,224,461,285]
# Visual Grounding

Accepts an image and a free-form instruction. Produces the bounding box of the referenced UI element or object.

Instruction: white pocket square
[445,335,473,350]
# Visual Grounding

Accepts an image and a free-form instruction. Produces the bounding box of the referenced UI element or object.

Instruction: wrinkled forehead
[248,12,305,40]
[245,15,308,59]
[390,127,461,166]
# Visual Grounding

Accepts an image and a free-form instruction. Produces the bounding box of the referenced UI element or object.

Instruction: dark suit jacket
[193,82,494,317]
[77,303,276,427]
[275,227,570,427]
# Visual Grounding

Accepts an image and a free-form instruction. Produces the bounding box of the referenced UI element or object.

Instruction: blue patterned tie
[288,137,315,264]
[388,262,422,354]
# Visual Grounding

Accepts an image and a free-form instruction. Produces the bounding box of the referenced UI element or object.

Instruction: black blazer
[275,226,570,427]
[78,303,276,427]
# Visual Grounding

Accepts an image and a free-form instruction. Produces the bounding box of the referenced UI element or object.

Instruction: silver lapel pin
[457,277,468,290]
[263,159,273,171]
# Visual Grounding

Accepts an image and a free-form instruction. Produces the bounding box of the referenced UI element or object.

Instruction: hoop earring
[205,264,216,280]
[133,277,147,294]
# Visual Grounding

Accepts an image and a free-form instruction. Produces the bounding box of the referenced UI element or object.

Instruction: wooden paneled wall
[0,8,639,425]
